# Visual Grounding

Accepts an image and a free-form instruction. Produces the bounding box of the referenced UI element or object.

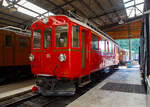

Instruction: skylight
[15,5,39,17]
[2,0,8,7]
[123,0,144,18]
[17,0,47,15]
[2,0,54,18]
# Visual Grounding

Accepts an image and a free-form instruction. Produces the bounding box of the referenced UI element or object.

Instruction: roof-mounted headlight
[29,54,34,61]
[58,53,66,62]
[43,18,48,24]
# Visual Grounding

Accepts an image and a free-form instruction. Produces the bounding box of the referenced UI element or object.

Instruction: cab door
[42,27,53,75]
[81,29,89,74]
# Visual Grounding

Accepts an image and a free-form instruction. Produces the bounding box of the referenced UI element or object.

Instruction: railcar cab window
[33,29,41,49]
[99,38,105,53]
[91,34,98,50]
[44,28,52,48]
[55,25,68,47]
[5,35,12,47]
[72,26,80,48]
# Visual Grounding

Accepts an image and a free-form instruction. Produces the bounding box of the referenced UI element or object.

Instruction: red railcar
[30,15,120,96]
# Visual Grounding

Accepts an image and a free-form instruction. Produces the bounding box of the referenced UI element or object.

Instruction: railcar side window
[105,41,109,52]
[109,42,112,53]
[33,29,41,48]
[55,25,68,47]
[72,26,80,47]
[99,38,105,52]
[44,28,52,48]
[92,34,98,50]
[114,46,116,54]
[5,35,12,47]
[19,37,27,47]
[112,44,114,55]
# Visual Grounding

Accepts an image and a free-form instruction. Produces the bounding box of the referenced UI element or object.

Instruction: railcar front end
[30,16,79,96]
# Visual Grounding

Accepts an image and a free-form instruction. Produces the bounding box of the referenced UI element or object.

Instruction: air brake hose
[53,65,58,78]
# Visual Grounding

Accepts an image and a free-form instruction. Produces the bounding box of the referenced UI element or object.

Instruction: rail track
[0,68,118,107]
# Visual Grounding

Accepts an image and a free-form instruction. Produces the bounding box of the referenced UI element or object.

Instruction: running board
[79,80,91,87]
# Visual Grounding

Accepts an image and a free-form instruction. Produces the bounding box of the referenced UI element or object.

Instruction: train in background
[119,48,128,65]
[120,48,139,66]
[0,26,31,83]
[30,15,120,96]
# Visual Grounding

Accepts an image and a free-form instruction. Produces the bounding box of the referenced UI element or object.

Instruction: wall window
[33,29,41,48]
[99,38,105,52]
[92,34,98,50]
[5,35,12,47]
[72,26,80,48]
[55,25,68,47]
[44,28,52,48]
[19,37,27,47]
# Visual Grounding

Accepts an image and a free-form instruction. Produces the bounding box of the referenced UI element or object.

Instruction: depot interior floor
[67,65,147,107]
[0,79,35,102]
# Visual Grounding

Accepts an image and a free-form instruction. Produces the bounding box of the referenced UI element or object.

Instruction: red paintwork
[32,85,38,93]
[30,15,120,80]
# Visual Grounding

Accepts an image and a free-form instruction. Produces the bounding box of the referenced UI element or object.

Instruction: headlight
[58,53,66,62]
[43,18,48,24]
[29,54,34,61]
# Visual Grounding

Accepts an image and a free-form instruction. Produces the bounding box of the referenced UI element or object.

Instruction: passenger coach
[30,15,120,96]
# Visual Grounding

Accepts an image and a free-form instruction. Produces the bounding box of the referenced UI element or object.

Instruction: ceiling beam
[107,0,121,21]
[89,2,144,19]
[0,17,24,25]
[62,0,86,17]
[93,0,113,24]
[46,0,67,14]
[107,28,141,32]
[62,0,99,26]
[0,21,16,26]
[56,0,77,8]
[79,0,104,26]
[100,15,143,31]
[0,11,25,21]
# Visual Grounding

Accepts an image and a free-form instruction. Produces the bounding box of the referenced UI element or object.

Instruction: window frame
[54,24,68,48]
[71,25,80,48]
[5,35,12,47]
[91,33,99,51]
[18,37,28,47]
[32,29,41,49]
[44,27,52,49]
[105,40,109,53]
[99,37,105,53]
[109,41,112,54]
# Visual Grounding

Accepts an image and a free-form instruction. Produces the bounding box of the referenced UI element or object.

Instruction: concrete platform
[0,79,35,102]
[67,66,147,107]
